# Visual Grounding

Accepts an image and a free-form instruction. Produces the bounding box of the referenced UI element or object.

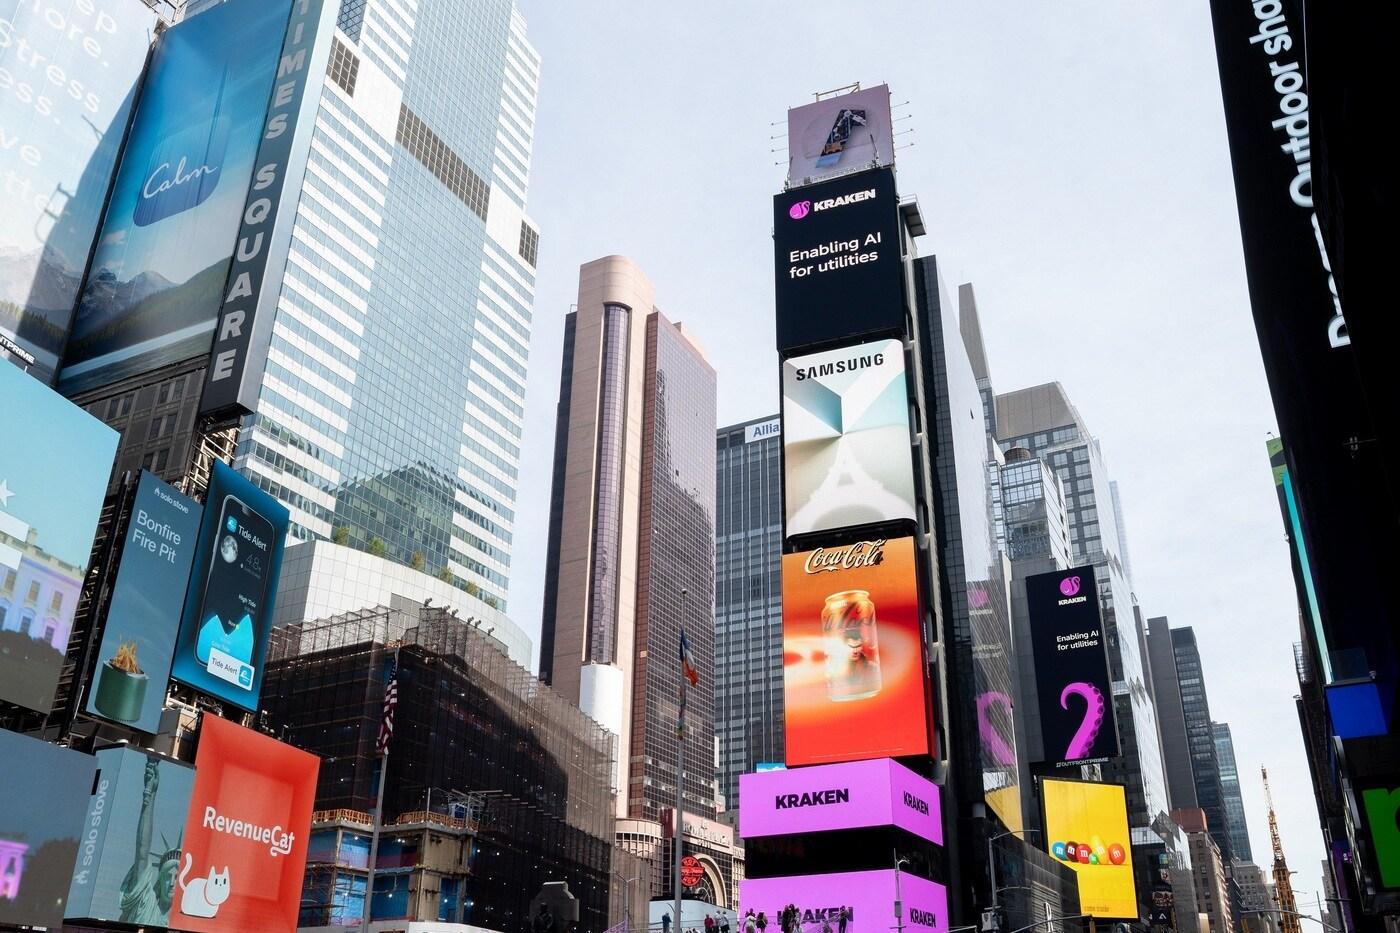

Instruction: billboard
[177,714,318,932]
[0,730,97,927]
[1360,785,1400,889]
[0,0,155,383]
[1041,778,1138,920]
[782,338,915,537]
[199,0,334,419]
[170,460,289,710]
[786,85,895,188]
[782,537,931,766]
[65,747,196,925]
[739,758,941,844]
[1026,567,1120,766]
[742,868,947,933]
[773,166,905,353]
[0,362,118,711]
[86,472,202,731]
[57,0,296,395]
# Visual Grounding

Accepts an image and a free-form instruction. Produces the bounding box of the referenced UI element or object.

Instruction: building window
[336,0,367,41]
[25,581,40,605]
[18,610,34,635]
[1,569,14,594]
[143,448,170,473]
[149,413,175,440]
[49,591,62,613]
[328,36,360,95]
[396,105,490,220]
[518,221,539,267]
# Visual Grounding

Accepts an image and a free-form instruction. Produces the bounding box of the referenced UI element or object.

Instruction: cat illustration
[178,854,231,918]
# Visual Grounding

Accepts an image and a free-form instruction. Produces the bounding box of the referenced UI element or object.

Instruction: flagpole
[364,645,398,927]
[673,589,689,933]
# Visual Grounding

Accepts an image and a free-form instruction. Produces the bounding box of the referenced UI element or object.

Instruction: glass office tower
[1213,721,1255,864]
[714,416,784,812]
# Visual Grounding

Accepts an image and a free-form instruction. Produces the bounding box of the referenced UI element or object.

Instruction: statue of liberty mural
[119,759,181,925]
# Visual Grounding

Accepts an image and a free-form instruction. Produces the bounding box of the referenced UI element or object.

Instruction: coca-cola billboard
[782,536,932,765]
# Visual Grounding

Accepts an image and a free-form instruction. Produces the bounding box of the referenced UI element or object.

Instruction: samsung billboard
[0,0,156,383]
[781,337,916,538]
[57,0,298,395]
[773,166,905,354]
[1026,566,1120,767]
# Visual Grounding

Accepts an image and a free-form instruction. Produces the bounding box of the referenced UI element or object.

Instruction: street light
[987,830,1041,912]
[894,853,910,933]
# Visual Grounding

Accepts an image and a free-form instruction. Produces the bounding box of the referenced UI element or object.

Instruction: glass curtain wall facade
[1170,627,1232,861]
[998,458,1072,565]
[714,417,783,812]
[631,315,719,820]
[263,606,614,932]
[229,0,541,609]
[1212,721,1254,863]
[586,304,631,664]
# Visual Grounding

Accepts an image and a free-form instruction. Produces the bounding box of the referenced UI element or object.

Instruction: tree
[367,537,386,557]
[410,551,425,571]
[332,526,349,545]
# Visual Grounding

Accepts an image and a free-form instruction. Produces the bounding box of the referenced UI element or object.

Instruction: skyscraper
[539,255,718,823]
[1147,616,1201,813]
[67,0,541,614]
[714,415,783,812]
[1213,721,1254,864]
[1172,626,1233,863]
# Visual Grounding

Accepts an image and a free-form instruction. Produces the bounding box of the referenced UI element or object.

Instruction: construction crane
[1264,767,1304,933]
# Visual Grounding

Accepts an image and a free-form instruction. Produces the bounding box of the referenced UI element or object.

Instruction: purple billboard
[741,869,947,933]
[740,758,942,845]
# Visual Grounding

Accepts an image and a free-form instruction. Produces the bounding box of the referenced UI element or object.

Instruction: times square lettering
[803,540,885,574]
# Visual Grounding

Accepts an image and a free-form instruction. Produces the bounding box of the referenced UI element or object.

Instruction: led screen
[0,730,96,927]
[740,758,941,844]
[86,472,201,731]
[58,0,294,395]
[782,338,915,538]
[773,167,904,354]
[0,362,118,711]
[1041,778,1138,920]
[1026,566,1120,766]
[741,869,946,933]
[65,747,195,925]
[786,85,895,188]
[782,536,930,765]
[0,0,155,383]
[177,714,319,932]
[170,460,288,710]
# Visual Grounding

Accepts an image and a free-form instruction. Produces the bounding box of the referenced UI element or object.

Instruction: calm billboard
[0,362,118,711]
[782,537,931,766]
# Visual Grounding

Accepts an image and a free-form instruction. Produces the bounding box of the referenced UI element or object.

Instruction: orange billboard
[783,536,931,765]
[177,714,319,932]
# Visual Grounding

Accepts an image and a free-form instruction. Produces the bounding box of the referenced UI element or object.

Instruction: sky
[510,0,1327,908]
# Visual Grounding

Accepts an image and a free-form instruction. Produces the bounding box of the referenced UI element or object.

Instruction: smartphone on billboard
[192,494,276,691]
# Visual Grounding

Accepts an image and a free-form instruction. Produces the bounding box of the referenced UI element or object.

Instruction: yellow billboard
[1041,778,1138,920]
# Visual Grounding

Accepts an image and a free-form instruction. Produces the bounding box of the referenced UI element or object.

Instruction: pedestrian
[838,906,850,933]
[722,915,730,933]
[746,911,758,933]
[706,913,715,933]
[757,912,768,933]
[663,911,672,933]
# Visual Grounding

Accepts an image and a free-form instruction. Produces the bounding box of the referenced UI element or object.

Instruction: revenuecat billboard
[773,166,904,354]
[783,537,931,765]
[1041,778,1138,920]
[1027,566,1120,766]
[740,758,941,844]
[781,338,916,538]
[177,714,318,932]
[0,730,96,928]
[742,868,947,933]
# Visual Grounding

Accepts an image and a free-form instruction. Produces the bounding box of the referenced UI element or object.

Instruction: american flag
[376,655,399,755]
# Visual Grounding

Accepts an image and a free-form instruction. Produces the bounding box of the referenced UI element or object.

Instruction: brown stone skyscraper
[539,256,718,823]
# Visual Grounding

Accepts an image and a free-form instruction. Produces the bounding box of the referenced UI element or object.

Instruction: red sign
[176,715,319,932]
[681,855,704,888]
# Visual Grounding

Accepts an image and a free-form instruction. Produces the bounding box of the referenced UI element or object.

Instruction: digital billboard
[177,714,318,932]
[773,166,905,354]
[0,730,96,927]
[782,338,915,537]
[58,0,296,395]
[1360,785,1400,889]
[0,362,118,711]
[1026,567,1120,766]
[741,868,947,933]
[1041,778,1138,920]
[740,758,941,844]
[782,536,931,766]
[170,460,289,710]
[65,746,195,925]
[786,84,895,188]
[86,472,202,731]
[0,0,155,383]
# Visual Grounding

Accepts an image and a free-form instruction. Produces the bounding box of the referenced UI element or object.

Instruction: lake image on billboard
[57,0,293,395]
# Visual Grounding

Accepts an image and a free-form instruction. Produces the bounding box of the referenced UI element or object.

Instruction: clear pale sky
[511,0,1325,907]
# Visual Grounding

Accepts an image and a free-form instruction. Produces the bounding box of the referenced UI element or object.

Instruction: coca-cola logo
[803,540,886,574]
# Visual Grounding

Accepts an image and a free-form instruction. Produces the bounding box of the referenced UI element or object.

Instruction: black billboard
[1210,0,1398,713]
[1027,567,1119,767]
[773,167,905,354]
